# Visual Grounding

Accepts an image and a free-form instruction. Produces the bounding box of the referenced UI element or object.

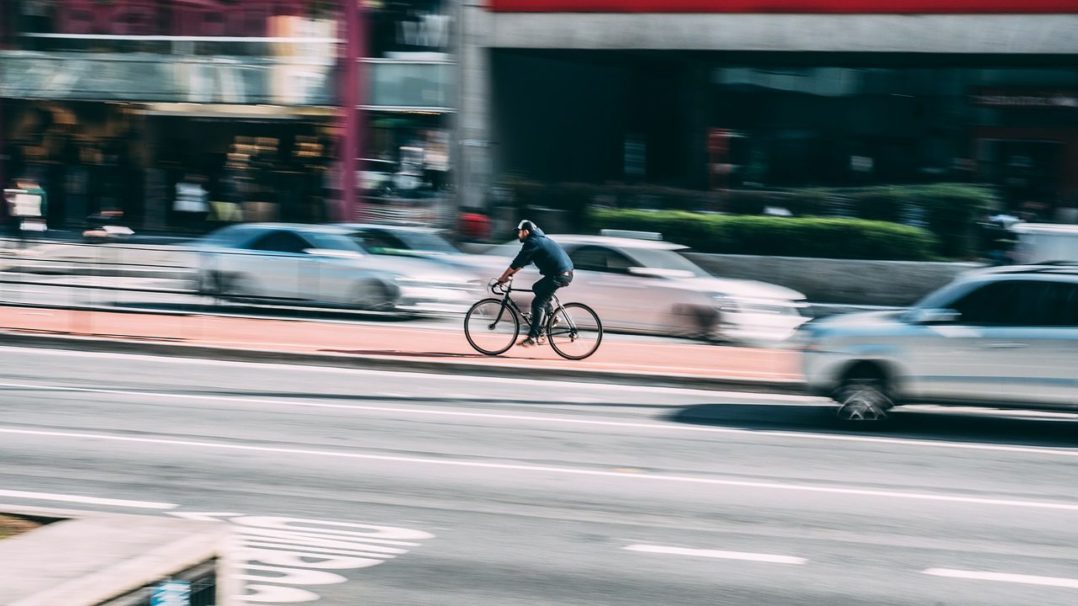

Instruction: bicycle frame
[489,280,577,338]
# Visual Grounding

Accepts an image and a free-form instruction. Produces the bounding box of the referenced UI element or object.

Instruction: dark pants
[530,270,573,338]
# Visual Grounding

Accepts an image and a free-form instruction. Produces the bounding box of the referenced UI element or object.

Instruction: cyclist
[496,220,574,348]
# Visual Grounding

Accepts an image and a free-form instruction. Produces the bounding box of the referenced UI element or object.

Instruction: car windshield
[198,225,259,248]
[396,231,460,254]
[351,229,457,256]
[623,248,709,278]
[304,232,365,253]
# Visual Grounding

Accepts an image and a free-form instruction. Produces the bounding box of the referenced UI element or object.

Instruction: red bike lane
[0,305,803,386]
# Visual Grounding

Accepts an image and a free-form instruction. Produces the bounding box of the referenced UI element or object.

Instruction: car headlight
[712,295,740,312]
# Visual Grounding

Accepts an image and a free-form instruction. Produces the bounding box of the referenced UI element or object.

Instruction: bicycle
[464,278,603,360]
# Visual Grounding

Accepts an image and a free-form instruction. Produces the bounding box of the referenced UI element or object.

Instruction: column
[453,0,492,220]
[338,0,367,222]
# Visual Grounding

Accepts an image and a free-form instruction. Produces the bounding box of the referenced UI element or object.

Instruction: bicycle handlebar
[489,277,511,295]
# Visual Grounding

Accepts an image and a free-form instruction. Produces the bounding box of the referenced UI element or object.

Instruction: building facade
[458,0,1078,222]
[0,0,456,232]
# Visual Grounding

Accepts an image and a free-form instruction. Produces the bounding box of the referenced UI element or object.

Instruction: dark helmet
[517,219,536,232]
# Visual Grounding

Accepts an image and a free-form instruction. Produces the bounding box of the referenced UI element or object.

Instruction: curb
[0,330,806,395]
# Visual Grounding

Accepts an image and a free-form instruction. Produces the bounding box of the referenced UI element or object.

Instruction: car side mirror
[907,307,960,325]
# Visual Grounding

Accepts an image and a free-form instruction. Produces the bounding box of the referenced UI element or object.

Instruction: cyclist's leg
[530,276,557,339]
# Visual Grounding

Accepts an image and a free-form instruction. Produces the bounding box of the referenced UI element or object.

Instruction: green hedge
[591,209,938,261]
[500,180,995,258]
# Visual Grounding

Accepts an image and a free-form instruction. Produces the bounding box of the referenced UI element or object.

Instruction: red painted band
[489,0,1078,13]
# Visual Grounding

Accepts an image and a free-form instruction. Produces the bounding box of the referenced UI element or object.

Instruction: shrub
[591,209,938,261]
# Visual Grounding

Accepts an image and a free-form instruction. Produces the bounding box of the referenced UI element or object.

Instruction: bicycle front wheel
[464,298,520,356]
[547,303,603,360]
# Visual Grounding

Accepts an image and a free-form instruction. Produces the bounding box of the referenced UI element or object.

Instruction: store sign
[972,90,1078,109]
[488,0,1078,13]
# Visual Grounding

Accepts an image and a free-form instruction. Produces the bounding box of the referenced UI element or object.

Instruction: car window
[200,225,258,248]
[949,279,1078,327]
[622,248,709,277]
[246,231,311,254]
[305,232,363,253]
[1027,281,1078,327]
[354,230,410,254]
[570,246,633,273]
[949,281,1022,325]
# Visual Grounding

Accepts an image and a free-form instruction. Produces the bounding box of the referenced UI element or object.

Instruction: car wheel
[221,273,253,301]
[356,281,397,312]
[197,271,224,297]
[835,368,892,423]
[674,305,722,343]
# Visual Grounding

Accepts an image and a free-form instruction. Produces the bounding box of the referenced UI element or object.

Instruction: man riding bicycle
[496,220,574,348]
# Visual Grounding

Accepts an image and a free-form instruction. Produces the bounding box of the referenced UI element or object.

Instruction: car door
[1009,280,1078,408]
[908,279,1076,408]
[567,245,646,331]
[238,230,310,301]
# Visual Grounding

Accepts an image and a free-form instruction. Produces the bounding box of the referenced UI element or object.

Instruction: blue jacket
[510,227,573,277]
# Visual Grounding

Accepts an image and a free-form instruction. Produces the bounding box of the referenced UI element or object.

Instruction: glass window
[570,246,634,273]
[1027,281,1078,327]
[305,232,364,253]
[949,281,1022,325]
[623,248,709,277]
[247,231,310,254]
[949,279,1078,327]
[354,230,410,254]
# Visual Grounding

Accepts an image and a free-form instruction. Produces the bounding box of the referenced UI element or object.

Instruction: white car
[192,223,483,313]
[799,264,1078,421]
[481,235,808,344]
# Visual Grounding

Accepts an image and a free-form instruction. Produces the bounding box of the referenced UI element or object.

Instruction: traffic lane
[2,427,1077,606]
[4,373,1078,503]
[0,346,779,413]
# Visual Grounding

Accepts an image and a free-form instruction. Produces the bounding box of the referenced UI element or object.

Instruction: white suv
[799,264,1078,421]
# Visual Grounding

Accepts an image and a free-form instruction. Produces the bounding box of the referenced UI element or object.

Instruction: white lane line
[0,489,178,510]
[923,568,1078,589]
[2,426,1078,513]
[625,544,806,565]
[0,346,810,400]
[1,380,1076,460]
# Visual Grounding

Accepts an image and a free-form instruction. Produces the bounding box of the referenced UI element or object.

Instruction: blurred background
[0,0,1075,248]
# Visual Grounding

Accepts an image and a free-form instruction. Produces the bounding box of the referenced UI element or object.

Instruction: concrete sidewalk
[0,305,804,393]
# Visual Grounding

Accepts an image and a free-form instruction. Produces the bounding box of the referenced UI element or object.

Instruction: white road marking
[0,488,177,509]
[2,426,1078,513]
[0,380,1076,460]
[923,568,1078,589]
[0,345,810,400]
[624,544,806,565]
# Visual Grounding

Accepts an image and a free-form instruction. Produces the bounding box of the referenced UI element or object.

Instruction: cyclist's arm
[496,266,520,284]
[499,241,535,283]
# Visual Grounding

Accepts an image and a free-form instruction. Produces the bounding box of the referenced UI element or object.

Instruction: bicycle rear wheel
[464,298,520,356]
[547,302,603,360]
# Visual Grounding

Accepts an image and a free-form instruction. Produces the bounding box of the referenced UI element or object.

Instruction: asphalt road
[1,347,1077,605]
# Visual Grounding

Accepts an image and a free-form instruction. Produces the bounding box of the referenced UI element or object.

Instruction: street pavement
[0,347,1076,605]
[0,298,803,387]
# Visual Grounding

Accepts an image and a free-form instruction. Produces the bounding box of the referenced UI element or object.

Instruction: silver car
[800,264,1078,421]
[482,235,808,344]
[193,223,482,313]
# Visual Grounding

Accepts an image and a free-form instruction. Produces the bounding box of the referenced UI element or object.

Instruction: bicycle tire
[547,302,603,360]
[464,298,520,356]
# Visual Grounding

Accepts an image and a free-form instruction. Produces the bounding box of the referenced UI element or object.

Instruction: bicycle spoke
[464,298,520,356]
[547,303,602,360]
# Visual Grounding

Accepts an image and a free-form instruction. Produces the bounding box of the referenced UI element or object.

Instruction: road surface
[1,346,1076,605]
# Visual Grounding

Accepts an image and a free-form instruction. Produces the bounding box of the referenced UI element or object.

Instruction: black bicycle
[464,278,603,360]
